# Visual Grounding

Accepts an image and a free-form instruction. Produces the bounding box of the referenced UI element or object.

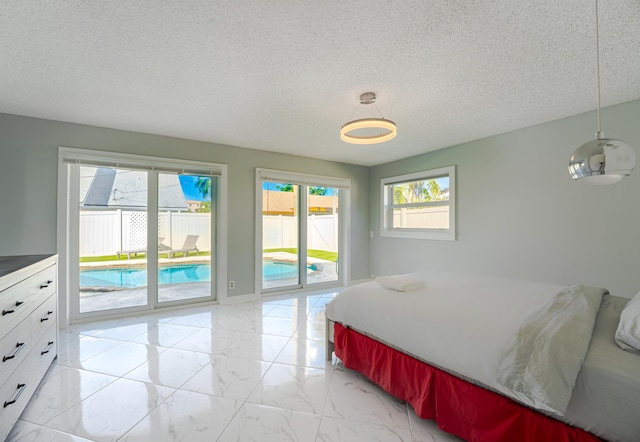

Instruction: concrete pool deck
[80,281,212,313]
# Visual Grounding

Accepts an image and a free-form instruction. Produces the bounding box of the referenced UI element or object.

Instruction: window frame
[380,165,456,241]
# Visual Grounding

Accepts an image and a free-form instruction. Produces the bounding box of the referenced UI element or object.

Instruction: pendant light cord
[595,0,602,136]
[345,102,386,121]
[372,103,385,120]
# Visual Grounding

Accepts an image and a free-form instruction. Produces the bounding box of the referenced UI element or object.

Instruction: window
[380,165,456,240]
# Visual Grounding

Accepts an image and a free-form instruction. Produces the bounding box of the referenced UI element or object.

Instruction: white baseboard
[348,278,372,286]
[220,293,259,305]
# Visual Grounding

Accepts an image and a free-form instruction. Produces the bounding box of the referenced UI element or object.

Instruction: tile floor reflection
[8,290,462,442]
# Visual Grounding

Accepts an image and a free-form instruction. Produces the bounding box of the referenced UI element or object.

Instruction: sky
[179,175,208,201]
[179,177,339,202]
[181,177,447,201]
[179,177,339,201]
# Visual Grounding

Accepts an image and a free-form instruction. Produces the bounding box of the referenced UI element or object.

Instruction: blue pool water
[262,261,316,281]
[80,264,211,288]
[80,262,315,288]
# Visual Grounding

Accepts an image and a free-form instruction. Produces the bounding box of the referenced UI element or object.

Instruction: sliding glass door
[157,173,215,304]
[306,186,339,285]
[64,149,224,321]
[258,169,348,294]
[78,166,149,313]
[262,182,301,290]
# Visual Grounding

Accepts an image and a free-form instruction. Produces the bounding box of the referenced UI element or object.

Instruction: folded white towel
[375,274,425,292]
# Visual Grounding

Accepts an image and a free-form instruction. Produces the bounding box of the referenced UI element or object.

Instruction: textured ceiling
[1,1,639,166]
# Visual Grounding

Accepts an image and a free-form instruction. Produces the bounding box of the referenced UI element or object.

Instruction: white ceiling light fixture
[568,0,636,184]
[340,92,397,144]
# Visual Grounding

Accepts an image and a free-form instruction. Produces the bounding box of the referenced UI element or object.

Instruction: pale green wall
[4,99,640,299]
[0,114,370,297]
[369,99,640,297]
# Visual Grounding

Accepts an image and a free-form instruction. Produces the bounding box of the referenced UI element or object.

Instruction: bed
[325,271,640,442]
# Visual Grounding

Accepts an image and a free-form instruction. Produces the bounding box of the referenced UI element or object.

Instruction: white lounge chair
[117,237,170,259]
[167,235,200,258]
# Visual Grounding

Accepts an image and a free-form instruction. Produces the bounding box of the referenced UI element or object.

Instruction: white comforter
[326,271,607,415]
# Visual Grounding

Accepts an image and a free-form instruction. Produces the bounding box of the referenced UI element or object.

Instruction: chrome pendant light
[341,92,397,144]
[568,0,635,184]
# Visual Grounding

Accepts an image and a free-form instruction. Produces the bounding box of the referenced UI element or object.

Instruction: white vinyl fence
[79,210,211,257]
[393,206,449,229]
[262,214,338,252]
[80,211,340,257]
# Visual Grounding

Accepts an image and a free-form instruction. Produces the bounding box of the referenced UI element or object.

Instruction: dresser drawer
[31,295,56,339]
[0,319,31,381]
[35,322,57,365]
[0,326,57,439]
[0,265,56,337]
[25,265,57,304]
[0,255,57,441]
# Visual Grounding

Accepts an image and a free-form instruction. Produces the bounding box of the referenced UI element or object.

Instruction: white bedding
[564,294,640,442]
[496,284,605,414]
[326,271,607,415]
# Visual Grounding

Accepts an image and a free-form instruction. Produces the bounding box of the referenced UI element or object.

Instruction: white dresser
[0,255,58,440]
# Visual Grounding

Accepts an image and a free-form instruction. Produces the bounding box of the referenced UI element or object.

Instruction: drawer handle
[2,301,24,316]
[40,280,54,289]
[40,310,54,322]
[2,342,25,362]
[41,341,55,356]
[3,383,26,408]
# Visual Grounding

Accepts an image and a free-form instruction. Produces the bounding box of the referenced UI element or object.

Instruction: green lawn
[263,248,338,262]
[81,248,336,263]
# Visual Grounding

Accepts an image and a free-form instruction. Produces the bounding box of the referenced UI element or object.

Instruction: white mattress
[326,271,568,403]
[327,272,640,442]
[563,295,640,442]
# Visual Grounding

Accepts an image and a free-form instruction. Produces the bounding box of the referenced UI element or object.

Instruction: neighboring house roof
[263,190,338,215]
[80,167,188,210]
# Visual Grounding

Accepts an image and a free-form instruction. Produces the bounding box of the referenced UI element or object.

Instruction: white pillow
[615,291,640,354]
[375,274,425,292]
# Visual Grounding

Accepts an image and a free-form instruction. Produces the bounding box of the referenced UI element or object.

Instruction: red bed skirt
[333,323,601,442]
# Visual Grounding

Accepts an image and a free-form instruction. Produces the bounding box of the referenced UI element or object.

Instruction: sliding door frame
[57,147,228,326]
[255,168,350,297]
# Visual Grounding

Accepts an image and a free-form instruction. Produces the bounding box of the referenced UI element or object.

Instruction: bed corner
[326,317,335,360]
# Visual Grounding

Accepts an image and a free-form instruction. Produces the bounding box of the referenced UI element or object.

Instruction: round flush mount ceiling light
[340,92,397,144]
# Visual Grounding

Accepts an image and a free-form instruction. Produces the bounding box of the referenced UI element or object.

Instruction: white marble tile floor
[8,290,462,442]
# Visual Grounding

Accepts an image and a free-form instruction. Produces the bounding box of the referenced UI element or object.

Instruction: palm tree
[309,186,328,195]
[276,184,328,195]
[195,177,211,199]
[275,183,294,192]
[393,180,442,203]
[426,180,443,200]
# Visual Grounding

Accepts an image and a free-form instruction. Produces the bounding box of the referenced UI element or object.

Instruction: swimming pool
[80,264,212,288]
[80,261,316,288]
[262,261,317,281]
